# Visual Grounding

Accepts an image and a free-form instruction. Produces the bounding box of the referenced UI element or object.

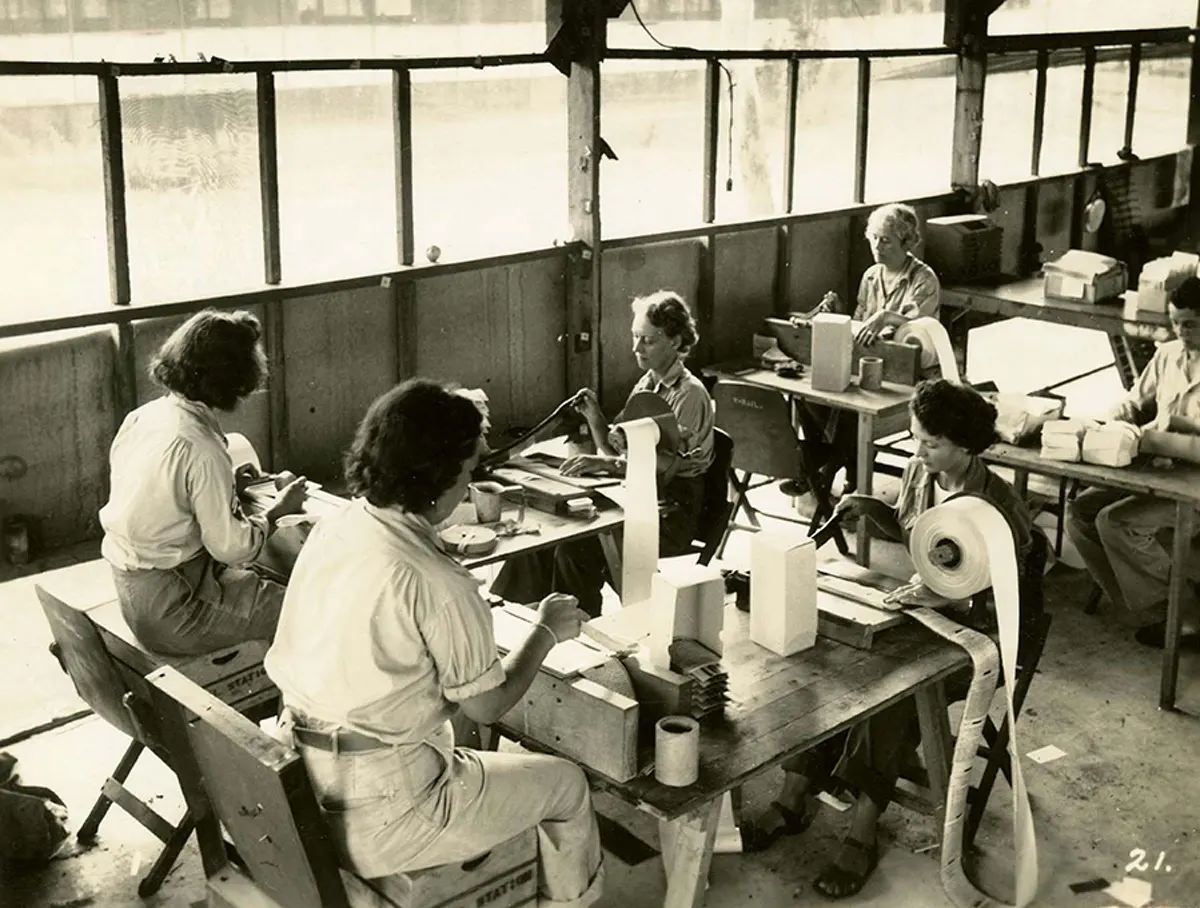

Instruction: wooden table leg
[1160,501,1195,710]
[659,799,721,908]
[856,413,875,566]
[1012,468,1029,500]
[599,529,622,598]
[914,682,952,831]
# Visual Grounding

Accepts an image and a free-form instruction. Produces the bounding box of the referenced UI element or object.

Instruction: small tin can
[4,516,30,565]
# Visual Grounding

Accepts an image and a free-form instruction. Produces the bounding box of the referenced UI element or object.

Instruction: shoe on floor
[1133,621,1200,651]
[780,478,810,496]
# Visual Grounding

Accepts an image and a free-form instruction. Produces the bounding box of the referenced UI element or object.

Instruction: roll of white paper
[894,316,960,383]
[907,495,1037,908]
[654,715,699,787]
[226,432,262,472]
[616,416,661,608]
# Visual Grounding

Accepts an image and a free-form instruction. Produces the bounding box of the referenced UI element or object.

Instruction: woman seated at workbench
[264,379,604,907]
[744,379,1043,900]
[492,290,715,617]
[99,309,307,656]
[792,202,942,497]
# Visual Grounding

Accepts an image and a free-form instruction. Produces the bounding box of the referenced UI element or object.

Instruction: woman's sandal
[739,799,816,853]
[813,837,879,900]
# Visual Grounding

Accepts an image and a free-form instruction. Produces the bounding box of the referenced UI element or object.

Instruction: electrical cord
[478,391,586,469]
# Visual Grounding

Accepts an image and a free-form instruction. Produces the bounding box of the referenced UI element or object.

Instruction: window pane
[276,71,396,282]
[412,65,566,259]
[792,59,857,212]
[602,61,705,238]
[1040,53,1083,176]
[866,56,954,202]
[123,74,262,301]
[0,76,107,319]
[992,0,1195,33]
[1088,53,1129,164]
[716,60,787,222]
[1132,50,1189,158]
[979,53,1037,183]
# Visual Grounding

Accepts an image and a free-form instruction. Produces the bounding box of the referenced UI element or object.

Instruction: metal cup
[468,481,506,524]
[859,356,884,391]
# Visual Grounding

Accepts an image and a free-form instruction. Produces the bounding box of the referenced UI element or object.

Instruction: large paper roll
[894,316,960,383]
[905,495,1037,908]
[616,416,661,608]
[226,432,261,472]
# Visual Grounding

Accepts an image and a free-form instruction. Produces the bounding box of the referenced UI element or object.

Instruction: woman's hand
[834,493,887,523]
[536,593,587,644]
[234,463,262,494]
[268,476,308,520]
[882,580,960,610]
[570,388,606,429]
[561,454,622,477]
[792,291,839,324]
[854,310,890,346]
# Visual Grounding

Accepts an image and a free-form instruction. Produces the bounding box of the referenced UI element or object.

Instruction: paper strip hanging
[616,416,661,608]
[905,494,1038,908]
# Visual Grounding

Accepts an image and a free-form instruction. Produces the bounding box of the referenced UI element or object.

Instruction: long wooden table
[983,442,1200,710]
[704,363,913,566]
[941,277,1172,388]
[508,602,969,907]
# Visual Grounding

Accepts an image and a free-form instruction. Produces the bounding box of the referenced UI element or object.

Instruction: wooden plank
[392,67,415,267]
[914,682,952,818]
[97,72,130,305]
[264,301,289,471]
[256,71,281,285]
[702,59,720,225]
[853,56,870,203]
[660,800,721,908]
[102,778,175,843]
[499,668,639,782]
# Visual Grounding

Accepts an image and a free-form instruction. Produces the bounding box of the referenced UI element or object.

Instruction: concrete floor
[3,485,1200,908]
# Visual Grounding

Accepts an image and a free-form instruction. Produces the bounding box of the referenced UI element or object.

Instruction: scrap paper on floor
[1025,744,1067,764]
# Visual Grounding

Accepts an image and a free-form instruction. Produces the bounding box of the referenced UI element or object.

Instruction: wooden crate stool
[144,664,539,908]
[35,560,277,897]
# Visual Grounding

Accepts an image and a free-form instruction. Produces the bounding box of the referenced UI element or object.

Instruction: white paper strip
[226,432,261,472]
[617,416,661,608]
[894,316,960,383]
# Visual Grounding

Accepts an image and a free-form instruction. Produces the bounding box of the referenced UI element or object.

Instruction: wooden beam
[702,59,720,225]
[782,56,799,214]
[256,71,281,285]
[97,72,130,305]
[950,48,987,190]
[1030,49,1049,176]
[392,68,415,267]
[853,56,870,204]
[264,302,289,472]
[1078,45,1096,167]
[1122,42,1141,157]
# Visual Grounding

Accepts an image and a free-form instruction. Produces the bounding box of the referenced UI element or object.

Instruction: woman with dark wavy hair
[744,379,1041,900]
[265,379,603,907]
[99,308,307,656]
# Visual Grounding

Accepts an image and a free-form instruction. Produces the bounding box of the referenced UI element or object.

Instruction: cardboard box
[750,529,817,656]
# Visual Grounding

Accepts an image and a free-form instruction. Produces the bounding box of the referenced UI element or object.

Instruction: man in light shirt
[265,380,603,907]
[99,309,306,656]
[1067,277,1200,647]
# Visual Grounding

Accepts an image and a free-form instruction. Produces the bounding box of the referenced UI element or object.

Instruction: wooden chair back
[713,380,803,480]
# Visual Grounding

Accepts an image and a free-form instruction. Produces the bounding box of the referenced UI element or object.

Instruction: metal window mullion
[97,71,130,305]
[1078,45,1096,167]
[1123,42,1141,155]
[702,58,720,224]
[1030,49,1048,176]
[853,56,870,204]
[783,56,798,214]
[256,70,281,284]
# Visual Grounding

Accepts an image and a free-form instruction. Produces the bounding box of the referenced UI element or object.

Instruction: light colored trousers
[1066,488,1200,624]
[280,713,604,908]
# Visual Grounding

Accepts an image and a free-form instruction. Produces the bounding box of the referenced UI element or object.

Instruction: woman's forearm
[459,627,555,725]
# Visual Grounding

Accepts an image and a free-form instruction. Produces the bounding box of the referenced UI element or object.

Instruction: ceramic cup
[859,356,884,391]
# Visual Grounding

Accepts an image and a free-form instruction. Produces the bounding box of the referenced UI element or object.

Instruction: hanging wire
[626,0,737,192]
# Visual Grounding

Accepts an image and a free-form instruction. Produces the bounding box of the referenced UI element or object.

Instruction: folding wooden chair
[144,664,539,908]
[713,380,848,559]
[36,562,276,897]
[682,427,735,566]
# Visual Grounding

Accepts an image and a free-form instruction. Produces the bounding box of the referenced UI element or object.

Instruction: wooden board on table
[491,605,612,678]
[817,590,905,650]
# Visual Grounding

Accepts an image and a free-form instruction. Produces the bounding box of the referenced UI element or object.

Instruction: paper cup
[859,356,884,390]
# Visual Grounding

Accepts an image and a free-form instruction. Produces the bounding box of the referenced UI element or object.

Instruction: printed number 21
[1127,849,1168,873]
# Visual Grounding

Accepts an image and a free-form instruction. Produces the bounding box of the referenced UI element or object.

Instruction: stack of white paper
[1081,422,1140,467]
[1040,418,1097,462]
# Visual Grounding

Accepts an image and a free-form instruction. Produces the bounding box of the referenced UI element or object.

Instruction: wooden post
[702,59,720,224]
[550,0,606,393]
[1185,1,1200,243]
[256,71,281,285]
[98,72,131,305]
[853,56,870,204]
[1078,45,1096,167]
[392,67,415,267]
[1030,49,1048,177]
[264,302,289,472]
[949,47,986,191]
[1122,42,1141,158]
[783,56,799,214]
